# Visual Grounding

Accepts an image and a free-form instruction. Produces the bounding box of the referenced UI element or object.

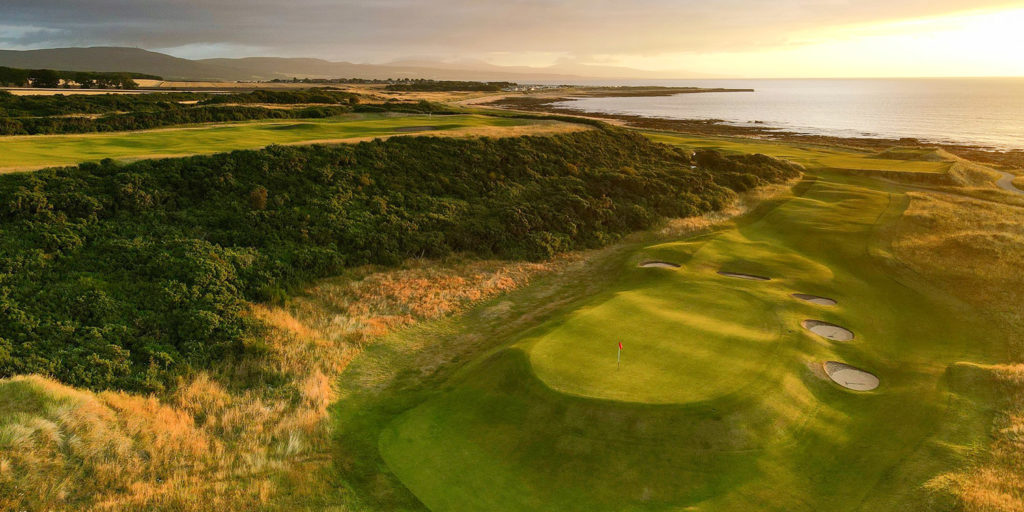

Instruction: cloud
[1,0,1021,63]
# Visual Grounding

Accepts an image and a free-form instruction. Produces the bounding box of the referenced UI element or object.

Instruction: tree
[31,69,61,88]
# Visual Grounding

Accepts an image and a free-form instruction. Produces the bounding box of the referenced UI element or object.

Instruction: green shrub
[0,128,800,391]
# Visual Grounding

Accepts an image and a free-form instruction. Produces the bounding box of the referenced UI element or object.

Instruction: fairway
[0,114,582,171]
[348,167,1009,511]
[643,131,953,173]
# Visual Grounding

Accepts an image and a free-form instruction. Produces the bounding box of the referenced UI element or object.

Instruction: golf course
[3,0,1024,507]
[0,101,1020,510]
[0,113,582,171]
[333,137,1022,511]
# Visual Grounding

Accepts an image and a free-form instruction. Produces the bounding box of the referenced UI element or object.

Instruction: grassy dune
[0,114,581,171]
[890,189,1024,510]
[0,257,575,511]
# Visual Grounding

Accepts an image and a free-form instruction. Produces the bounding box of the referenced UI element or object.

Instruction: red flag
[618,342,623,350]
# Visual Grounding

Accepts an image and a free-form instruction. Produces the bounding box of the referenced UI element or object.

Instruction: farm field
[0,113,582,171]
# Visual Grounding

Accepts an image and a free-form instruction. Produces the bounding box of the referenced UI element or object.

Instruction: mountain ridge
[0,46,708,82]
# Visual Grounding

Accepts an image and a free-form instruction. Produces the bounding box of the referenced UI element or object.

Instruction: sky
[1,0,1023,77]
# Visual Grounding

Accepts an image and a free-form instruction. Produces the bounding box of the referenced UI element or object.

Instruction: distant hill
[0,47,242,81]
[194,56,588,82]
[0,47,707,82]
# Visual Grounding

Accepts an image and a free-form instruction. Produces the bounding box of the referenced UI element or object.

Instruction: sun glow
[596,6,1024,77]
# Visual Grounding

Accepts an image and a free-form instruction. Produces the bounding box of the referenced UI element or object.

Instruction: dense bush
[0,89,205,117]
[198,88,360,106]
[0,128,800,391]
[0,66,159,88]
[0,105,354,135]
[694,150,804,192]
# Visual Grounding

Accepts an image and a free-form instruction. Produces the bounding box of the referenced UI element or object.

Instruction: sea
[545,78,1024,151]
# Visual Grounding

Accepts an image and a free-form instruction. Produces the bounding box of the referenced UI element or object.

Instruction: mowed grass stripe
[0,114,577,171]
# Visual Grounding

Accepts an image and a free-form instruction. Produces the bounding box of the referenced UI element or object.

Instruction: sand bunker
[802,320,854,341]
[639,261,680,269]
[792,293,838,306]
[717,271,770,281]
[823,361,879,391]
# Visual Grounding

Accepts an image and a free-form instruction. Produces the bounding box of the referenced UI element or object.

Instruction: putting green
[360,169,1003,511]
[527,273,778,404]
[0,114,574,171]
[527,208,845,405]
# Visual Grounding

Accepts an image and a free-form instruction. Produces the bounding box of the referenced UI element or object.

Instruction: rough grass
[946,159,1004,188]
[890,189,1024,511]
[891,190,1024,340]
[926,363,1024,512]
[871,147,952,162]
[0,256,575,511]
[0,317,338,511]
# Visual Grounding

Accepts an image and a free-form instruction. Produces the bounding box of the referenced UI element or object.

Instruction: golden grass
[0,255,577,511]
[926,364,1024,512]
[659,181,794,237]
[892,189,1024,511]
[946,159,1004,188]
[891,191,1024,318]
[292,257,574,344]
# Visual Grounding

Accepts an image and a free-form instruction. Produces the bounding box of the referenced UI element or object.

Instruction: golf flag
[617,341,622,369]
[618,341,623,351]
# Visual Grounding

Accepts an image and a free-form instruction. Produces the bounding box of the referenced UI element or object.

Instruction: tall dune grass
[892,191,1024,335]
[893,190,1024,511]
[0,255,576,511]
[926,364,1024,512]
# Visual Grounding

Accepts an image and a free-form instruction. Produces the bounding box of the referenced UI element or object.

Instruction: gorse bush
[0,105,354,135]
[0,127,801,391]
[0,89,207,117]
[0,88,355,117]
[197,88,360,106]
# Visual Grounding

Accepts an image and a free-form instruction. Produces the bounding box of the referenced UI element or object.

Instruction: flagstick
[617,346,621,370]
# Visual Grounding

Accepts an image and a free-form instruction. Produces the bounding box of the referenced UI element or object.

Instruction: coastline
[484,95,1024,170]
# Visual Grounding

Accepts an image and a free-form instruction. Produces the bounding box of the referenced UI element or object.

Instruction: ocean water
[549,78,1024,150]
